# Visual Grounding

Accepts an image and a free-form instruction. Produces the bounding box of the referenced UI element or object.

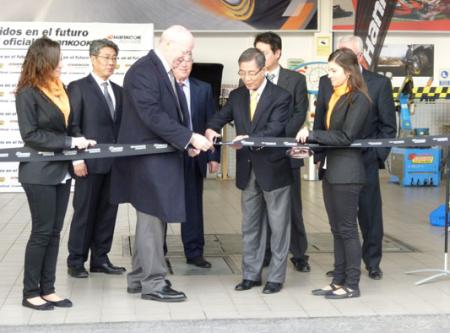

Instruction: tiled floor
[1,171,450,327]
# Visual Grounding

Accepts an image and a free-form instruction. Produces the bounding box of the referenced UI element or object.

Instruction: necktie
[101,82,115,119]
[177,82,192,130]
[249,90,258,121]
[169,70,185,124]
[266,73,275,82]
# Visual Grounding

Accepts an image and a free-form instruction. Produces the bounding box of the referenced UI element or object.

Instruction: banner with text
[0,21,153,192]
[353,0,397,71]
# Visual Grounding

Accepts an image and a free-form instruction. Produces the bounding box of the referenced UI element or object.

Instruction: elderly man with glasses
[206,48,293,294]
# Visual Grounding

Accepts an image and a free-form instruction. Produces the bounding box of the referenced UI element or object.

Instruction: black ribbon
[0,134,448,163]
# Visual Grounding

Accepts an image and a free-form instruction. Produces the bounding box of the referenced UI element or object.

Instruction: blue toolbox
[390,147,441,186]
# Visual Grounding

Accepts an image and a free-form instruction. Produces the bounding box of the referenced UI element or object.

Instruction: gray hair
[89,39,119,56]
[238,48,265,69]
[338,35,363,53]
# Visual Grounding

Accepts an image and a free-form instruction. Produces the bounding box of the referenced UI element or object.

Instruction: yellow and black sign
[393,87,450,100]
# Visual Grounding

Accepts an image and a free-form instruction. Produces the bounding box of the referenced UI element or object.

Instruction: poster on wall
[0,22,153,192]
[0,0,318,31]
[333,0,450,31]
[375,44,434,77]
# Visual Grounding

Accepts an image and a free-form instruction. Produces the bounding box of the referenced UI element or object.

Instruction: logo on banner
[107,35,142,44]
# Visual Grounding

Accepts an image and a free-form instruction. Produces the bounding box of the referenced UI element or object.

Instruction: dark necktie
[101,81,115,119]
[175,81,191,129]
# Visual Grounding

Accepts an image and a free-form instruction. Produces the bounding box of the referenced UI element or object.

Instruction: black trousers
[67,172,118,268]
[358,155,383,270]
[322,176,362,290]
[265,167,308,261]
[181,154,205,259]
[22,180,71,299]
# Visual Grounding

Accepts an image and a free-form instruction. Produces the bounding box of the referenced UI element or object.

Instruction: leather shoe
[262,282,283,294]
[127,280,172,294]
[45,298,73,308]
[186,256,212,268]
[68,266,88,278]
[235,279,262,291]
[326,270,334,277]
[290,257,310,272]
[22,298,54,311]
[325,287,360,299]
[141,286,186,302]
[90,262,126,275]
[368,267,383,280]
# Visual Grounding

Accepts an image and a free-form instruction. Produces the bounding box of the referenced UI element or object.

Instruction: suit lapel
[189,80,198,131]
[87,74,115,123]
[277,67,289,88]
[149,50,184,123]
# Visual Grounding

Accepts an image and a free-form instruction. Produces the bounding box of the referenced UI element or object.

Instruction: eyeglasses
[175,52,193,65]
[238,69,262,79]
[95,55,118,62]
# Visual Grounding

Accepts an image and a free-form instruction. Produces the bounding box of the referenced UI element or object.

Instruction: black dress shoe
[235,279,262,291]
[127,280,172,294]
[68,266,88,278]
[368,267,383,280]
[186,256,211,268]
[22,299,54,311]
[90,262,125,275]
[290,257,311,272]
[326,270,334,277]
[311,283,339,296]
[325,287,360,299]
[45,298,73,308]
[141,286,186,302]
[262,282,283,294]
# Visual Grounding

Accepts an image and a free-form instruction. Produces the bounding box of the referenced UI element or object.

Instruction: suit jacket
[278,67,309,168]
[188,77,220,177]
[207,81,293,191]
[110,50,193,222]
[309,90,370,184]
[314,70,396,168]
[68,74,123,174]
[15,86,72,185]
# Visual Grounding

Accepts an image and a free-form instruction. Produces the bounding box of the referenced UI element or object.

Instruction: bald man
[111,25,212,302]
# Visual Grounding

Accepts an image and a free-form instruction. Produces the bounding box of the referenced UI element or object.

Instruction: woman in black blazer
[296,48,371,299]
[15,37,94,310]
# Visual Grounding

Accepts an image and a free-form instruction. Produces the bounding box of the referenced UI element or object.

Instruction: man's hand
[205,129,221,143]
[190,133,213,152]
[208,161,220,173]
[296,127,309,143]
[72,137,97,150]
[231,135,249,150]
[288,147,311,159]
[73,161,88,177]
[187,148,200,157]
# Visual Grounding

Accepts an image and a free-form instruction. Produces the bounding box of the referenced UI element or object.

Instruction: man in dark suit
[110,25,212,302]
[206,48,292,294]
[315,35,397,280]
[254,32,310,272]
[172,56,220,268]
[67,39,125,278]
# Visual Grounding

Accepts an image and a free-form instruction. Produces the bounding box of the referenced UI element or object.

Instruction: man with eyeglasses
[171,54,220,269]
[206,48,293,294]
[67,39,125,278]
[111,25,213,302]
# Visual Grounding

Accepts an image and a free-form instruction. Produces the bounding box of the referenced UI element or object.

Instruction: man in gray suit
[206,48,293,294]
[254,32,310,272]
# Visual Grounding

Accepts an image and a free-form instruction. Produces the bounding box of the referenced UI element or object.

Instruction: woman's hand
[295,127,309,143]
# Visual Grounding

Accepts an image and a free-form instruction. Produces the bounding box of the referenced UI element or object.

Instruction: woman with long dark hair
[16,37,95,310]
[296,48,371,299]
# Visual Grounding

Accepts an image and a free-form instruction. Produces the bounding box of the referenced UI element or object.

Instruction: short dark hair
[238,48,265,69]
[89,39,119,56]
[254,32,282,53]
